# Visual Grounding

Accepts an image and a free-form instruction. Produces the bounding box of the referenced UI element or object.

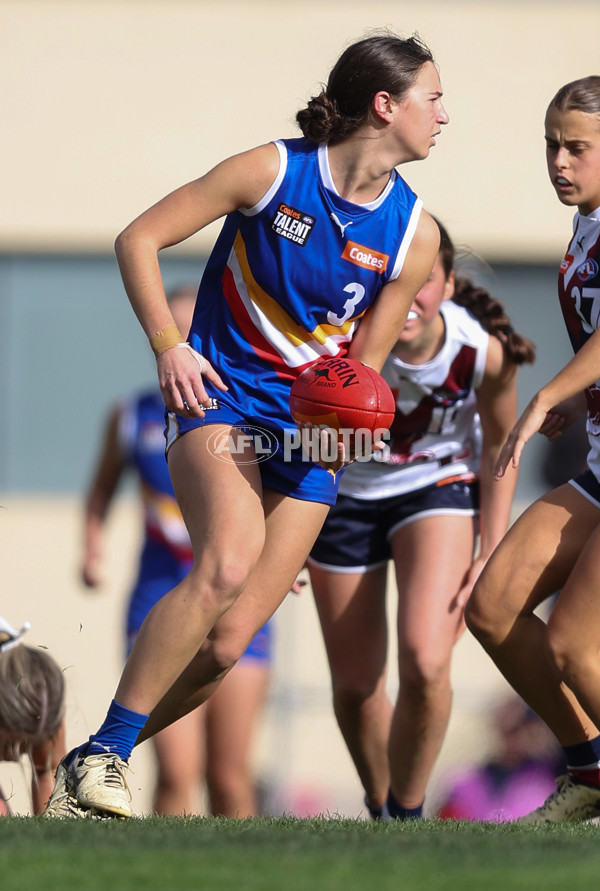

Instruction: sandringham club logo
[271,203,316,246]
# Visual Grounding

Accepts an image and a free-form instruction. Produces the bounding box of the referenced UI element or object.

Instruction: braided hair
[436,219,536,366]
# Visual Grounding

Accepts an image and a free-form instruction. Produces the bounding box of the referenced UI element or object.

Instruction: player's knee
[332,677,382,714]
[399,651,450,700]
[546,618,585,686]
[189,555,257,617]
[209,636,248,675]
[464,579,502,646]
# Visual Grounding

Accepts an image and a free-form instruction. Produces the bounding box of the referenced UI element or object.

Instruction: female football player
[466,75,600,824]
[0,617,66,816]
[45,30,449,818]
[308,220,534,820]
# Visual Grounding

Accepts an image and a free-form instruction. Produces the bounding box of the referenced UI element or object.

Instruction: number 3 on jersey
[327,283,366,327]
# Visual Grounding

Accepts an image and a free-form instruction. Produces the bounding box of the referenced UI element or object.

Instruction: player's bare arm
[115,143,281,415]
[496,326,600,476]
[475,336,519,558]
[348,211,440,371]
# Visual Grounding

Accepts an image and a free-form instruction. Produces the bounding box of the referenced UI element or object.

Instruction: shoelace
[530,775,570,817]
[100,758,132,800]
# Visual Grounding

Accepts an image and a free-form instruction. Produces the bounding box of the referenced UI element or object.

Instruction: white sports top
[339,300,489,499]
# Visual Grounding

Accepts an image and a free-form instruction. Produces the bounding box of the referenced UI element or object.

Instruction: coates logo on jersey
[271,203,315,246]
[560,254,574,275]
[342,241,389,274]
[577,257,599,282]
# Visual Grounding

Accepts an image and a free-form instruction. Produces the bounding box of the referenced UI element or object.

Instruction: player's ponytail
[296,33,434,144]
[435,218,536,367]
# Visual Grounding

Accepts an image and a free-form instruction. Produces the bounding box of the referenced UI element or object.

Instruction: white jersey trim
[317,143,398,209]
[389,199,423,281]
[240,141,288,217]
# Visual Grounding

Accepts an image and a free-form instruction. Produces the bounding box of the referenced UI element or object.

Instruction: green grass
[1,816,599,890]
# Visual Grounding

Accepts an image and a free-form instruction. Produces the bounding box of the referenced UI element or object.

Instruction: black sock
[387,789,423,820]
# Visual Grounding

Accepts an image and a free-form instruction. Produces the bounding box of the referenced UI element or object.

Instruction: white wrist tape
[176,342,208,374]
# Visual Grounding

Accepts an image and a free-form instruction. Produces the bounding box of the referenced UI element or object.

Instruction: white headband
[0,616,31,653]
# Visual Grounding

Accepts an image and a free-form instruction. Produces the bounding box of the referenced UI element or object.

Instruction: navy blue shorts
[309,479,480,572]
[570,468,600,509]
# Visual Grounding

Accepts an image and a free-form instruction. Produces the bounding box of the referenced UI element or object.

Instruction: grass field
[1,816,599,890]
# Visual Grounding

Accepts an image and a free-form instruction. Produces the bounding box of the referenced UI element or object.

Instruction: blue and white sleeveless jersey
[557,206,600,481]
[119,390,193,563]
[338,301,489,499]
[188,137,423,434]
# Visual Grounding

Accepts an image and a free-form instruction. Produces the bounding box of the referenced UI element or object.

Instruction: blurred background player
[435,694,565,822]
[80,285,273,817]
[0,616,66,816]
[309,220,535,820]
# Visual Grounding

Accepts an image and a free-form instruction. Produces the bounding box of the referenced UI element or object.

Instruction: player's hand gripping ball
[289,357,395,454]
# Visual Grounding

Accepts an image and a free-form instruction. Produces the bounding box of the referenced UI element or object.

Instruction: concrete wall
[2,0,600,259]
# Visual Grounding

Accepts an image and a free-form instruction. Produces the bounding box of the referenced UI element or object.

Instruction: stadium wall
[2,0,600,259]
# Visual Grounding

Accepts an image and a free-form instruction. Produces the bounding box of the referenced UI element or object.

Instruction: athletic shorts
[238,620,273,664]
[569,468,600,509]
[126,620,273,665]
[309,478,480,573]
[126,539,192,640]
[165,396,340,505]
[126,540,274,664]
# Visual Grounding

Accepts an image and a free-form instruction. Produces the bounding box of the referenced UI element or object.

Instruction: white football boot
[517,774,600,824]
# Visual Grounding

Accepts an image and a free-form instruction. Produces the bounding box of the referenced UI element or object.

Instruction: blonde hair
[0,643,65,749]
[549,76,600,117]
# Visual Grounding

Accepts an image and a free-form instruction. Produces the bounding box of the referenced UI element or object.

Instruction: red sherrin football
[289,357,395,439]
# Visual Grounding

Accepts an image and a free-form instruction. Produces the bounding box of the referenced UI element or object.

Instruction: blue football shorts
[126,541,274,666]
[238,619,273,664]
[309,478,480,573]
[127,618,273,665]
[165,396,340,506]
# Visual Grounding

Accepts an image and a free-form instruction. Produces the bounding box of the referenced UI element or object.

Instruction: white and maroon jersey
[339,300,489,499]
[557,206,600,481]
